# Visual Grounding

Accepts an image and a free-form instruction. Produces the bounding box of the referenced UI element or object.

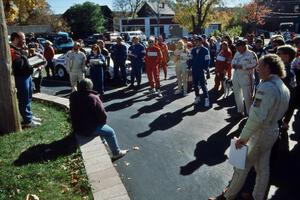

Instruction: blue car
[53,32,74,53]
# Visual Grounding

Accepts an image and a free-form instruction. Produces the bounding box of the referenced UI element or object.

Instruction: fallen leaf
[26,194,40,200]
[61,185,69,193]
[133,146,140,150]
[71,178,78,186]
[16,175,23,179]
[61,165,67,170]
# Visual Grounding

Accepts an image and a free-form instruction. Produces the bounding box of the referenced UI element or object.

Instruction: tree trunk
[0,1,22,133]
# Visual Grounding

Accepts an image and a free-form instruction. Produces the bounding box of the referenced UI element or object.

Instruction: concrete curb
[33,93,130,200]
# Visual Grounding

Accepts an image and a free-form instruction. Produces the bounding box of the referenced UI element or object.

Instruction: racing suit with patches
[224,75,290,200]
[190,46,210,98]
[158,42,169,79]
[232,49,258,114]
[145,46,162,89]
[65,50,86,91]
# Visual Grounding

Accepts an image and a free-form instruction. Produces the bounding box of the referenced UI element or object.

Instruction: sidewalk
[33,93,130,200]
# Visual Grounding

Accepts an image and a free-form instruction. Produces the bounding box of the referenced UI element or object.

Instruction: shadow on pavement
[137,103,205,138]
[213,93,236,111]
[55,89,72,97]
[105,94,154,112]
[104,81,177,112]
[103,82,150,103]
[13,134,77,166]
[180,118,246,176]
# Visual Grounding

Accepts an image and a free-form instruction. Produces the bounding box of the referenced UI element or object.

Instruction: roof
[137,2,175,17]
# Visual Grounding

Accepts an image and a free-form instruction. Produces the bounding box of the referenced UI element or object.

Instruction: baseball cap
[235,40,246,47]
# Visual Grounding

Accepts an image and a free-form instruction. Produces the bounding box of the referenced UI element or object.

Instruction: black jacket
[10,44,33,76]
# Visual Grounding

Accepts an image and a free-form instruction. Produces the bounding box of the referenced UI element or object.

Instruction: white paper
[216,55,226,62]
[147,52,158,56]
[228,138,248,169]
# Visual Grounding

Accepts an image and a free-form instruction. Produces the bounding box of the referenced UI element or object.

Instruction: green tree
[63,1,105,37]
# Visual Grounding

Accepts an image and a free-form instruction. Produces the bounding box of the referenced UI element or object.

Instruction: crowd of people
[9,30,300,198]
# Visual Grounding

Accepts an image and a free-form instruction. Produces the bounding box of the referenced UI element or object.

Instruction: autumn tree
[174,0,221,34]
[206,9,233,31]
[241,0,271,32]
[4,0,48,24]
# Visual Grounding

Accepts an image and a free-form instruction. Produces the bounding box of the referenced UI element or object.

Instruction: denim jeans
[113,61,126,83]
[130,60,142,85]
[192,71,208,98]
[92,124,120,155]
[15,75,33,124]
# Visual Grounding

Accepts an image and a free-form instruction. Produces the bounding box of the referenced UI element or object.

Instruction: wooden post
[0,1,22,133]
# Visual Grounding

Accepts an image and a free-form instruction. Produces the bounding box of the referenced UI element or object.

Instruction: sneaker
[204,98,210,107]
[32,116,42,122]
[128,84,134,89]
[149,88,156,94]
[156,89,163,97]
[174,89,182,95]
[112,149,128,160]
[194,96,200,105]
[22,120,41,128]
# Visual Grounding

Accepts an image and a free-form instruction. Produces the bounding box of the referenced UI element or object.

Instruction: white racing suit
[65,50,86,91]
[232,49,257,114]
[224,75,290,200]
[174,49,189,94]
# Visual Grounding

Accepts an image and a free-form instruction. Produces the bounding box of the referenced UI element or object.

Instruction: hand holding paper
[228,137,248,170]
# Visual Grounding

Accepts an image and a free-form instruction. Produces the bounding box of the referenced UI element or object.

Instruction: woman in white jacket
[174,40,189,96]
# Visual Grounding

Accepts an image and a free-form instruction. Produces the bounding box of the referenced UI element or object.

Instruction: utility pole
[0,1,22,133]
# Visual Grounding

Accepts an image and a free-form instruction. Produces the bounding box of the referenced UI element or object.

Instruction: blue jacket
[128,43,145,65]
[190,46,210,72]
[110,43,127,63]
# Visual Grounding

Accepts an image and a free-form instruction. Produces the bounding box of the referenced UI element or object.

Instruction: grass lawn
[0,102,93,200]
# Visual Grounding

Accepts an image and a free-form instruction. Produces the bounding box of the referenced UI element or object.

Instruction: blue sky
[48,0,251,14]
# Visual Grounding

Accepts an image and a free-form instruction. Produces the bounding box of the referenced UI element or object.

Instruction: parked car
[36,37,47,47]
[53,51,132,83]
[121,30,147,42]
[53,32,74,53]
[84,34,104,46]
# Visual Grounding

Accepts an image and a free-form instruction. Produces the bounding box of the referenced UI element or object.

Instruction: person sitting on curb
[69,78,128,160]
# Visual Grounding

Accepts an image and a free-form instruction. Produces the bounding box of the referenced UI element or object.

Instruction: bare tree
[0,1,21,133]
[194,0,220,33]
[113,0,145,18]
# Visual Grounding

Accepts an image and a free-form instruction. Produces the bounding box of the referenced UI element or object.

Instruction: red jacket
[145,46,161,67]
[215,48,232,71]
[44,46,55,61]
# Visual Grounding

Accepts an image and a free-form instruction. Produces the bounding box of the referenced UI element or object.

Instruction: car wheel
[56,65,67,80]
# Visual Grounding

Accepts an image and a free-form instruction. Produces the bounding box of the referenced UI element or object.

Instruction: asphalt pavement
[41,65,300,200]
